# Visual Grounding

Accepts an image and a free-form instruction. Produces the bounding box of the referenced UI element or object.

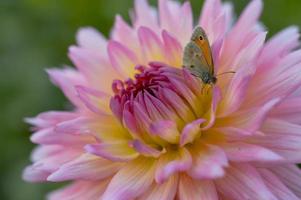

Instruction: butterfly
[183,26,234,85]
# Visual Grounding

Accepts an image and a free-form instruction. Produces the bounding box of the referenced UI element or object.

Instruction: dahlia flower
[23,0,301,199]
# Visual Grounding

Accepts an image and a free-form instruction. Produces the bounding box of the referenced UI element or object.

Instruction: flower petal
[139,175,178,200]
[180,118,206,146]
[76,27,107,53]
[76,86,111,115]
[133,0,158,30]
[149,120,180,144]
[102,157,156,200]
[68,46,120,93]
[218,98,281,135]
[159,0,193,45]
[130,139,163,158]
[188,143,228,179]
[248,119,301,162]
[85,141,139,162]
[47,153,121,182]
[47,68,86,107]
[138,26,165,62]
[216,164,276,200]
[258,168,300,200]
[221,142,283,162]
[162,30,182,67]
[178,174,218,200]
[155,148,192,184]
[108,40,138,78]
[48,180,109,200]
[270,165,301,197]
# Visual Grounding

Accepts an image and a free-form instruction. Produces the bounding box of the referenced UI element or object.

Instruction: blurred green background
[0,0,300,199]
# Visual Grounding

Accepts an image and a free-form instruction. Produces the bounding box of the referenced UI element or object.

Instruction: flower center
[110,62,212,145]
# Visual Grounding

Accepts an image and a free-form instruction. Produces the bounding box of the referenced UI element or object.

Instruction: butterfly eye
[190,65,195,68]
[199,36,203,41]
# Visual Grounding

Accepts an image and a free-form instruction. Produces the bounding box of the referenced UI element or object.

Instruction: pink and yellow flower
[24,0,301,199]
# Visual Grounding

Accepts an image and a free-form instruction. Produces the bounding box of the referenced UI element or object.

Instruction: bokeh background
[0,0,301,199]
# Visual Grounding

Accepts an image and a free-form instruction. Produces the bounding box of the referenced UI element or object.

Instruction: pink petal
[220,98,281,134]
[48,180,109,200]
[199,0,229,43]
[25,111,77,129]
[108,40,138,78]
[138,26,165,62]
[85,141,139,162]
[111,15,139,52]
[219,0,263,70]
[22,165,50,182]
[216,164,276,200]
[271,96,301,124]
[178,174,218,200]
[47,153,121,182]
[257,26,300,73]
[68,46,120,94]
[28,148,81,173]
[180,118,206,146]
[258,168,300,200]
[149,120,180,144]
[189,144,228,179]
[221,142,283,162]
[30,128,93,145]
[102,157,156,200]
[129,139,163,158]
[202,87,222,130]
[160,87,195,123]
[133,0,158,30]
[139,175,178,200]
[162,30,182,67]
[159,0,193,45]
[47,68,86,107]
[155,148,192,184]
[270,165,301,197]
[76,85,111,116]
[76,27,107,53]
[54,116,92,135]
[248,119,301,162]
[217,62,254,117]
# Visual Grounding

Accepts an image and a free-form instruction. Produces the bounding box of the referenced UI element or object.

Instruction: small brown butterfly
[183,26,234,85]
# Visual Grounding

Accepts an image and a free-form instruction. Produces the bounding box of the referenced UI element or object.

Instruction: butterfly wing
[183,41,211,77]
[190,26,214,75]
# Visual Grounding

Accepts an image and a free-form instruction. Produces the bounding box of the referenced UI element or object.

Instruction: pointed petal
[258,168,300,200]
[102,157,156,200]
[155,148,192,183]
[180,118,206,146]
[139,175,178,200]
[130,139,163,158]
[48,180,109,200]
[178,174,218,200]
[189,144,228,179]
[47,68,86,107]
[133,0,158,30]
[47,153,121,181]
[221,142,283,162]
[108,40,138,78]
[76,27,107,53]
[270,165,301,197]
[138,26,165,62]
[85,141,139,162]
[149,120,180,144]
[68,46,120,93]
[216,164,276,200]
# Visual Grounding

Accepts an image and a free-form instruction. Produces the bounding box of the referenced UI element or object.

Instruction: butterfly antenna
[216,71,236,77]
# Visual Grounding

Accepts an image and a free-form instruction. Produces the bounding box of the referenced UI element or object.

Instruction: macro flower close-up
[22,0,301,199]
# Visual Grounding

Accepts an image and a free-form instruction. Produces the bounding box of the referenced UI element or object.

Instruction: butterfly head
[201,72,217,85]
